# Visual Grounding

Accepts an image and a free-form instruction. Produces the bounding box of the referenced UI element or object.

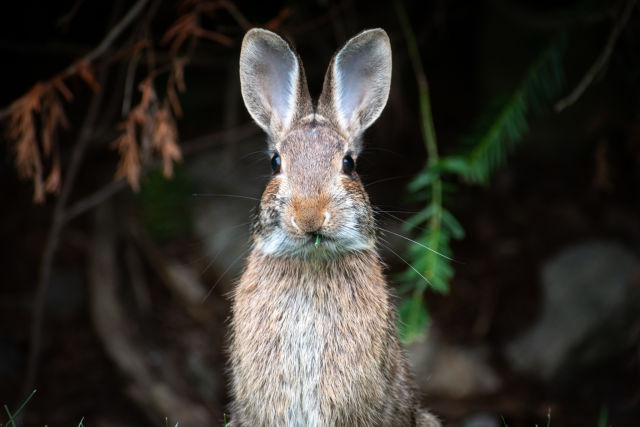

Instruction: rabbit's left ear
[317,29,392,144]
[240,29,312,142]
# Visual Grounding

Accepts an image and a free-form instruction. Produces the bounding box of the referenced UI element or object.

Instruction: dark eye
[271,153,281,174]
[342,155,355,175]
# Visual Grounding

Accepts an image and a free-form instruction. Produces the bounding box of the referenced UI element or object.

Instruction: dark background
[1,0,639,426]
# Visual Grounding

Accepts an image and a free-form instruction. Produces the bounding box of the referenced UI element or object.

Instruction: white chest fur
[278,286,324,426]
[231,252,392,426]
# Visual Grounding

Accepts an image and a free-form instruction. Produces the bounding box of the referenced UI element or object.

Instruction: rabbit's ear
[318,29,391,143]
[240,29,312,141]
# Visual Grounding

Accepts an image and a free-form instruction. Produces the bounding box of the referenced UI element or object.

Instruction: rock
[407,325,501,398]
[505,240,638,379]
[461,413,501,427]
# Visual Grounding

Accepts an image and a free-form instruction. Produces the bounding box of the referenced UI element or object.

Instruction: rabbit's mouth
[254,223,374,257]
[308,233,333,249]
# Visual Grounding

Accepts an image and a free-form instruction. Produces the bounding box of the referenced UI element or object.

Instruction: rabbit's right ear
[317,29,392,148]
[240,29,312,142]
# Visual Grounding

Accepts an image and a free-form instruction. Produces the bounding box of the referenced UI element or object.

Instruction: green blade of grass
[4,404,15,427]
[597,405,608,427]
[3,389,37,427]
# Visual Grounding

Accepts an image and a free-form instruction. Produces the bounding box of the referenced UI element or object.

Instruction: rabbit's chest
[232,264,393,425]
[267,286,386,417]
[275,290,325,425]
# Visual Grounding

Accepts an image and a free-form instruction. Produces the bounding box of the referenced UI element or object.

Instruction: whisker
[192,193,261,202]
[375,226,456,262]
[201,246,252,302]
[364,175,413,188]
[359,147,406,157]
[373,203,424,212]
[373,209,421,215]
[376,210,412,225]
[375,210,431,234]
[194,221,252,269]
[378,239,433,288]
[238,150,269,161]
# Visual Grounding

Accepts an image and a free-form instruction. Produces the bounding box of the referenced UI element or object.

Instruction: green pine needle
[397,7,565,342]
[445,37,566,184]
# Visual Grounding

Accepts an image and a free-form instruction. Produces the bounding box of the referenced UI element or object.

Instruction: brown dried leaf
[193,28,232,46]
[138,77,156,113]
[75,60,101,92]
[264,8,292,31]
[195,0,220,14]
[162,2,232,53]
[161,12,198,53]
[52,77,74,102]
[153,105,182,178]
[167,85,183,118]
[8,83,45,203]
[172,58,187,93]
[41,95,70,156]
[113,119,141,191]
[44,154,62,195]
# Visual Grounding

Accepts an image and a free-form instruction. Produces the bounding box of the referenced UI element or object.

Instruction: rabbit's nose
[289,195,330,234]
[292,208,326,234]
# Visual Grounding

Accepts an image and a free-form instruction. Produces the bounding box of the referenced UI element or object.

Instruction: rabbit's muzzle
[287,195,330,235]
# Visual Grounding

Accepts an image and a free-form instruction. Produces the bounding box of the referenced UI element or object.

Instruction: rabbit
[228,28,441,427]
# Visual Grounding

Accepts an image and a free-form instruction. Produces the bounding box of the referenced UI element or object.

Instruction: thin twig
[122,49,142,117]
[219,0,252,31]
[21,65,108,398]
[0,0,149,120]
[57,0,86,30]
[80,0,149,66]
[288,0,351,35]
[62,178,128,223]
[555,0,638,112]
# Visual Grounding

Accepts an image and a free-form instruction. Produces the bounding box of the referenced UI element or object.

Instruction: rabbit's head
[239,28,392,257]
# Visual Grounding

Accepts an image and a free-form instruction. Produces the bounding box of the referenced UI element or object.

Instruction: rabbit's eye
[271,154,281,174]
[342,155,355,175]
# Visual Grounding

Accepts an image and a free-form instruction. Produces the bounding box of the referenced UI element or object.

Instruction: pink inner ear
[240,30,301,136]
[335,62,367,130]
[330,30,391,136]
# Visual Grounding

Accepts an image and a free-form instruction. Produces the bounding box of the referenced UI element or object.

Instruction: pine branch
[396,16,567,342]
[395,0,455,343]
[441,38,566,184]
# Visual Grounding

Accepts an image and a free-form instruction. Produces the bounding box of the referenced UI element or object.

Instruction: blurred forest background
[1,0,639,426]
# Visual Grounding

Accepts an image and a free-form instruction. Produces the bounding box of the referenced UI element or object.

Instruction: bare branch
[219,0,252,31]
[0,0,149,120]
[22,65,108,397]
[555,0,638,112]
[62,178,128,223]
[80,0,149,66]
[57,0,86,30]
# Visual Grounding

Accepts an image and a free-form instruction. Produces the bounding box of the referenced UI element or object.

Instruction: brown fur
[229,28,441,426]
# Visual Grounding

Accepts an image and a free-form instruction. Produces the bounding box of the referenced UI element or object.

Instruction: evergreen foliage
[396,13,566,342]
